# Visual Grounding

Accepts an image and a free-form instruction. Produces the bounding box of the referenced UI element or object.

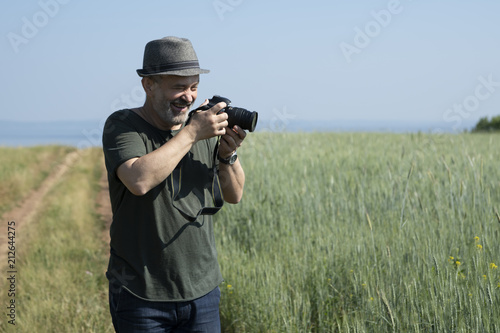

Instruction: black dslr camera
[188,95,258,132]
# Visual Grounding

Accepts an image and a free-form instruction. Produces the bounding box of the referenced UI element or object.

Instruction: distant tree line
[472,115,500,132]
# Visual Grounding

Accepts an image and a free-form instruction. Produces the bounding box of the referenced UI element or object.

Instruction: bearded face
[148,75,199,127]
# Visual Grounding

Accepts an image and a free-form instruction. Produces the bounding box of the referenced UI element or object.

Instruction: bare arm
[219,158,245,204]
[217,125,247,203]
[117,103,229,196]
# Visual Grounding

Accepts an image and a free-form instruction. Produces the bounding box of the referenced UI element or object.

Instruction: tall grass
[1,133,499,332]
[0,148,112,332]
[217,132,500,332]
[0,145,75,216]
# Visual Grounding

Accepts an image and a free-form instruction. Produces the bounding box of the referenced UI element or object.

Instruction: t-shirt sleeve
[102,111,147,179]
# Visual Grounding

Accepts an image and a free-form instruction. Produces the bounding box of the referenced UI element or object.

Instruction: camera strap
[170,138,224,222]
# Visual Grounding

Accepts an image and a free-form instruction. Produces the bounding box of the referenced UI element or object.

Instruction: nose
[181,90,195,104]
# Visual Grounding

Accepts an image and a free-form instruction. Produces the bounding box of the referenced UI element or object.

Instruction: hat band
[142,60,201,73]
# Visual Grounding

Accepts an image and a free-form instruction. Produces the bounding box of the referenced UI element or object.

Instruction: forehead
[162,74,199,86]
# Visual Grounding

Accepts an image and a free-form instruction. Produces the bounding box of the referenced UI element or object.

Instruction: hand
[186,100,229,141]
[218,125,246,159]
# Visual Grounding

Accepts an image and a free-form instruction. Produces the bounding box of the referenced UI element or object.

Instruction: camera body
[189,95,258,132]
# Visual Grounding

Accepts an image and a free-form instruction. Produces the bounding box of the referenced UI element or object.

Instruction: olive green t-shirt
[102,109,223,301]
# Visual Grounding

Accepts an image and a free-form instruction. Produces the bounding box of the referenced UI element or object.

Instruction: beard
[151,94,194,126]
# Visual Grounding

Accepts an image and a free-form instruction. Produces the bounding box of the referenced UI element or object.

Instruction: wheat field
[1,132,499,332]
[217,132,500,332]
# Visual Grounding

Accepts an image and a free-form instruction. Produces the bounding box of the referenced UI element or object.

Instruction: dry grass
[0,147,112,332]
[0,145,75,216]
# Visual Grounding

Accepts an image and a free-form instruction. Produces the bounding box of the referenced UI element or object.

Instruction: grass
[0,147,112,332]
[1,132,499,332]
[0,145,75,216]
[216,132,500,332]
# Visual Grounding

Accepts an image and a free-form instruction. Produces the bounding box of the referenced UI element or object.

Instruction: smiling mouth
[171,102,191,112]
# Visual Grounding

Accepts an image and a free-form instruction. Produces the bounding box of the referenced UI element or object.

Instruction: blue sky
[1,0,499,132]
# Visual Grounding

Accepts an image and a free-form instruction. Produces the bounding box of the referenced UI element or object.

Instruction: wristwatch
[218,151,238,165]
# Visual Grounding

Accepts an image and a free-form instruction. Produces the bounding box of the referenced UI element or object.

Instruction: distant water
[0,119,472,147]
[0,120,104,148]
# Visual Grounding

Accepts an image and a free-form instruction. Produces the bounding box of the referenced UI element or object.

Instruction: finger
[223,126,240,142]
[217,119,229,127]
[193,99,209,111]
[220,134,238,151]
[231,125,247,140]
[218,127,227,136]
[217,120,229,131]
[209,101,227,114]
[222,128,242,149]
[225,126,245,147]
[215,111,229,123]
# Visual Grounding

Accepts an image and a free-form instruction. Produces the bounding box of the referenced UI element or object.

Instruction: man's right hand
[185,101,229,142]
[116,101,229,196]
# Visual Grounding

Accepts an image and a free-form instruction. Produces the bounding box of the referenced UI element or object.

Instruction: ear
[141,77,156,96]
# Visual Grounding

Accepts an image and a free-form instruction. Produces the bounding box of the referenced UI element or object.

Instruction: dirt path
[0,149,113,272]
[0,150,80,267]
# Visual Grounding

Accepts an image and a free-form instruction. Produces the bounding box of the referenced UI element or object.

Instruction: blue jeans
[109,284,221,333]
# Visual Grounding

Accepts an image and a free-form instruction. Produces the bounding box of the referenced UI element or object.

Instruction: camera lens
[225,107,258,132]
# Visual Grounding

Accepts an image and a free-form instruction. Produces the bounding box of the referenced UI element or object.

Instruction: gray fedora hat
[137,36,210,77]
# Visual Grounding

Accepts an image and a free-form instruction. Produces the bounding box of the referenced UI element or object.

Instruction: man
[102,36,246,332]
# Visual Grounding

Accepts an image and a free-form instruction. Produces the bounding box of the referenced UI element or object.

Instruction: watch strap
[218,151,237,165]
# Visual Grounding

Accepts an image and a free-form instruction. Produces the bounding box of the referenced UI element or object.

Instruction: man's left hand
[218,125,246,159]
